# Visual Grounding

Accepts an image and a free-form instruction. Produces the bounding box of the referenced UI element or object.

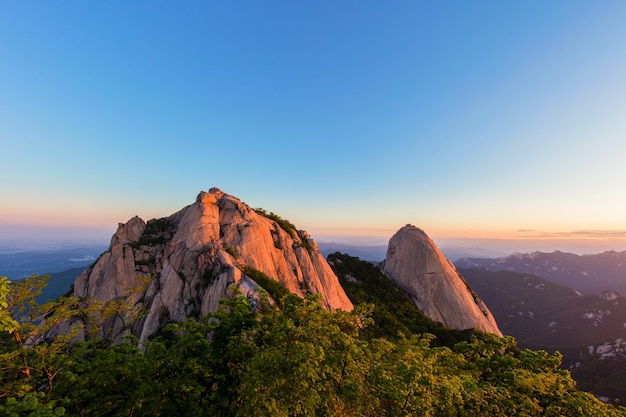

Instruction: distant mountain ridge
[460,267,626,403]
[0,247,104,280]
[456,250,626,294]
[318,243,387,262]
[318,242,507,263]
[460,268,626,348]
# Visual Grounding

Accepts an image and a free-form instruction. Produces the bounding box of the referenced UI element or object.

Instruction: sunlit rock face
[72,188,353,343]
[382,225,502,336]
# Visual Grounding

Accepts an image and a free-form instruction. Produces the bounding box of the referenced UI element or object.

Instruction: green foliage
[0,391,66,416]
[237,297,370,416]
[224,246,238,258]
[0,273,152,407]
[2,274,626,416]
[0,277,18,334]
[328,252,475,345]
[255,208,297,238]
[145,217,173,235]
[130,217,174,248]
[53,339,150,416]
[242,266,291,307]
[255,208,313,254]
[1,274,83,403]
[450,335,626,416]
[297,240,313,255]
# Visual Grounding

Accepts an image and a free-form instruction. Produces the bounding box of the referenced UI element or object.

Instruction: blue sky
[2,1,626,252]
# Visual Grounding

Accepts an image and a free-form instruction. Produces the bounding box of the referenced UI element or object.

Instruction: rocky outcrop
[71,188,353,343]
[382,225,502,335]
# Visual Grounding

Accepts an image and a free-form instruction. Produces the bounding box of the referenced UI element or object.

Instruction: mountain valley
[460,267,626,403]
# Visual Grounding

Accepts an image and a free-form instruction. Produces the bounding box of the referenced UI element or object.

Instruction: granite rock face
[382,225,502,336]
[72,188,353,343]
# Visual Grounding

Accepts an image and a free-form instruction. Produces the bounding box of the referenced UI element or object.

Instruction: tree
[0,275,76,414]
[0,277,18,335]
[3,270,626,416]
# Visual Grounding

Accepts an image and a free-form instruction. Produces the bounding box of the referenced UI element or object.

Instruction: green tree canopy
[2,273,626,416]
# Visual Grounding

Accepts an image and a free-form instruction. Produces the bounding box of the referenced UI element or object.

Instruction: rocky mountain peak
[70,189,353,343]
[207,187,225,198]
[110,216,146,247]
[382,225,502,335]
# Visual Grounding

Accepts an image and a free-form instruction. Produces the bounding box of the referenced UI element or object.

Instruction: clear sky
[2,1,626,253]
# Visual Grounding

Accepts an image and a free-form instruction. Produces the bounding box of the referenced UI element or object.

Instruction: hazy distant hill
[318,243,387,261]
[438,245,507,261]
[456,250,626,294]
[0,247,104,304]
[0,246,105,280]
[460,268,626,347]
[40,266,89,302]
[461,267,626,403]
[318,242,505,262]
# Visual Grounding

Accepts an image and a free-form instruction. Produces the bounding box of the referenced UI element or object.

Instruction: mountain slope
[461,267,626,403]
[69,188,352,343]
[328,251,478,344]
[459,268,626,348]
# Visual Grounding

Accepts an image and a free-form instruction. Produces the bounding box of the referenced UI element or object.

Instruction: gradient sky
[2,1,626,252]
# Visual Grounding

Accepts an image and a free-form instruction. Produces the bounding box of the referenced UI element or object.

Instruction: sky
[2,1,626,254]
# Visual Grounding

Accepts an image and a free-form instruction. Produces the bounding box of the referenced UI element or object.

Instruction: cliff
[71,188,353,343]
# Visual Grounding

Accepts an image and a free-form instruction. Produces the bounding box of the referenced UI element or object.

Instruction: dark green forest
[1,255,626,416]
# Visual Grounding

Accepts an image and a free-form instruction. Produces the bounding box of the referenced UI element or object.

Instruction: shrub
[225,246,238,258]
[242,266,290,307]
[255,208,297,238]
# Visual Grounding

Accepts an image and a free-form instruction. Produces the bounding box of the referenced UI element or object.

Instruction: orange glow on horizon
[309,224,626,245]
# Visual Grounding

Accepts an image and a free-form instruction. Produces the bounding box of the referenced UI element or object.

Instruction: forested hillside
[460,267,626,404]
[2,266,625,416]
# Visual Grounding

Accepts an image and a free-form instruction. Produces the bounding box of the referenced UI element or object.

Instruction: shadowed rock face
[382,225,502,336]
[72,188,353,343]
